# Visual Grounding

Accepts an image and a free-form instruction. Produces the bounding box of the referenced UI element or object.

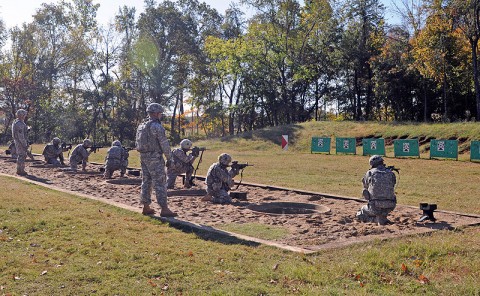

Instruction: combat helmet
[83,138,92,148]
[146,103,163,113]
[218,153,232,166]
[369,155,384,168]
[112,140,121,147]
[180,139,193,150]
[52,137,61,145]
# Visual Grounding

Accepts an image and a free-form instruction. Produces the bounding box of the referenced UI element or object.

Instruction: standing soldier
[11,109,30,175]
[356,155,397,225]
[166,139,198,189]
[203,153,240,204]
[103,140,129,179]
[135,103,177,217]
[42,137,65,166]
[69,139,92,172]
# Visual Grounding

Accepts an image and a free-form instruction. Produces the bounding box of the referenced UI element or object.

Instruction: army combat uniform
[11,115,29,175]
[69,143,91,172]
[42,142,64,166]
[136,118,172,209]
[166,147,196,189]
[356,164,397,225]
[205,162,239,204]
[104,143,129,178]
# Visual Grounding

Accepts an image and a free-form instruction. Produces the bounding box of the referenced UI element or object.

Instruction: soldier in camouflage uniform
[103,140,129,179]
[7,141,35,160]
[11,109,30,175]
[166,139,198,189]
[356,155,397,225]
[42,137,65,166]
[69,139,92,172]
[136,103,176,217]
[203,153,240,204]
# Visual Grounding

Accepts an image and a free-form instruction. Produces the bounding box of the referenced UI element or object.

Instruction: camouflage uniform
[166,148,196,189]
[136,117,172,209]
[69,142,91,172]
[42,138,64,166]
[356,156,397,225]
[8,141,35,160]
[104,141,129,178]
[11,110,29,175]
[205,160,239,204]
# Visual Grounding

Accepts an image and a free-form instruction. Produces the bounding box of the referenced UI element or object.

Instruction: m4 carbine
[61,143,73,152]
[90,145,104,153]
[122,146,136,152]
[231,161,253,170]
[191,146,206,157]
[386,165,400,173]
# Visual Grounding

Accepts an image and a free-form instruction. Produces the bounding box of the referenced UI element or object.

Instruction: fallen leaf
[148,280,157,287]
[162,284,169,291]
[269,279,278,284]
[14,276,21,280]
[41,270,47,275]
[273,263,279,270]
[359,282,364,287]
[401,263,408,274]
[355,274,361,281]
[187,251,194,257]
[418,274,430,284]
[413,259,422,267]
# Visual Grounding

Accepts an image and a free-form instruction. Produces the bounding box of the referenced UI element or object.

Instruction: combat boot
[376,215,392,226]
[160,207,177,217]
[142,205,155,215]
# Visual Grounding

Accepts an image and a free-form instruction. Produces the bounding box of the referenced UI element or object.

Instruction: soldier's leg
[140,160,153,205]
[166,173,177,189]
[184,165,194,188]
[16,153,27,175]
[104,168,113,179]
[212,189,232,204]
[356,204,376,223]
[27,150,35,160]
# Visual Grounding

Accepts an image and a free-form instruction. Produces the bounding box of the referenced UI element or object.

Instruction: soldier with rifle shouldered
[103,140,129,179]
[42,137,65,166]
[202,153,244,204]
[69,139,92,172]
[166,139,205,189]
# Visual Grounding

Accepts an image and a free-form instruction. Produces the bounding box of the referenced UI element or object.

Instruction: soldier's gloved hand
[191,147,199,157]
[165,159,172,168]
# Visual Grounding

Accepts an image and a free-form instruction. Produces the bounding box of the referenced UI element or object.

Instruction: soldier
[135,103,176,217]
[69,139,92,172]
[42,137,65,166]
[356,155,397,226]
[103,140,129,179]
[203,153,240,204]
[166,139,198,189]
[11,109,30,175]
[7,141,35,160]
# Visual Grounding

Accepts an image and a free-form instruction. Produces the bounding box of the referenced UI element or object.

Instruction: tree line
[0,0,479,146]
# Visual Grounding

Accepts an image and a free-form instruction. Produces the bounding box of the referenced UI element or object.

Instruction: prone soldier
[356,155,397,225]
[103,140,129,179]
[42,137,65,166]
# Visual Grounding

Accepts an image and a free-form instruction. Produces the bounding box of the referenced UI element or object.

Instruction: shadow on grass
[25,174,53,184]
[220,124,304,146]
[415,221,454,230]
[154,216,261,247]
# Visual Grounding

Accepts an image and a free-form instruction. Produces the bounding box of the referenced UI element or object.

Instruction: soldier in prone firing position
[166,139,199,189]
[103,140,129,179]
[356,155,397,226]
[42,137,65,166]
[69,139,92,172]
[203,153,241,204]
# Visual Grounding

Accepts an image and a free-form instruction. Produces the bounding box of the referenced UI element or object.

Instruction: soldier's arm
[173,149,195,164]
[152,124,172,161]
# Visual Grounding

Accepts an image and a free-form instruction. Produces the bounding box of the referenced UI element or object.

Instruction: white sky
[0,0,235,29]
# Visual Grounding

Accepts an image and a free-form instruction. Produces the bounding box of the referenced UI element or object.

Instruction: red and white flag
[282,135,288,150]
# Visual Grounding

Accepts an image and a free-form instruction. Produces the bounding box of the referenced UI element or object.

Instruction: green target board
[335,137,356,155]
[362,138,385,156]
[394,139,420,158]
[430,139,458,160]
[311,137,331,154]
[471,141,480,162]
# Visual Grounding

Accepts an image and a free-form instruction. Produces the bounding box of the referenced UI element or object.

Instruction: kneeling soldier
[204,153,240,204]
[69,139,92,172]
[356,155,397,225]
[42,137,65,166]
[104,140,129,179]
[166,139,198,189]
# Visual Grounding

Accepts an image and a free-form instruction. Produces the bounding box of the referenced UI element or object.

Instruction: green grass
[1,175,480,295]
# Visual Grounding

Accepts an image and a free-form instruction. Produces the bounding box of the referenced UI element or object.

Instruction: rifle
[5,149,11,155]
[386,165,400,174]
[61,143,73,152]
[230,161,254,190]
[90,145,104,153]
[191,146,206,157]
[231,161,253,170]
[189,148,206,186]
[122,146,136,152]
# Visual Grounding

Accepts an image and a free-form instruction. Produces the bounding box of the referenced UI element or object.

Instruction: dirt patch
[1,157,479,252]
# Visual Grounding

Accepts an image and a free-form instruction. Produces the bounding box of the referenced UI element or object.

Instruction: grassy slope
[1,176,479,295]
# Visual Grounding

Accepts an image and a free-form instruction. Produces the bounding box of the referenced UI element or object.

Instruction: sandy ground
[1,154,479,251]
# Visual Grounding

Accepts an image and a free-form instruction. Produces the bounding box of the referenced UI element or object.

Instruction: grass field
[1,121,480,294]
